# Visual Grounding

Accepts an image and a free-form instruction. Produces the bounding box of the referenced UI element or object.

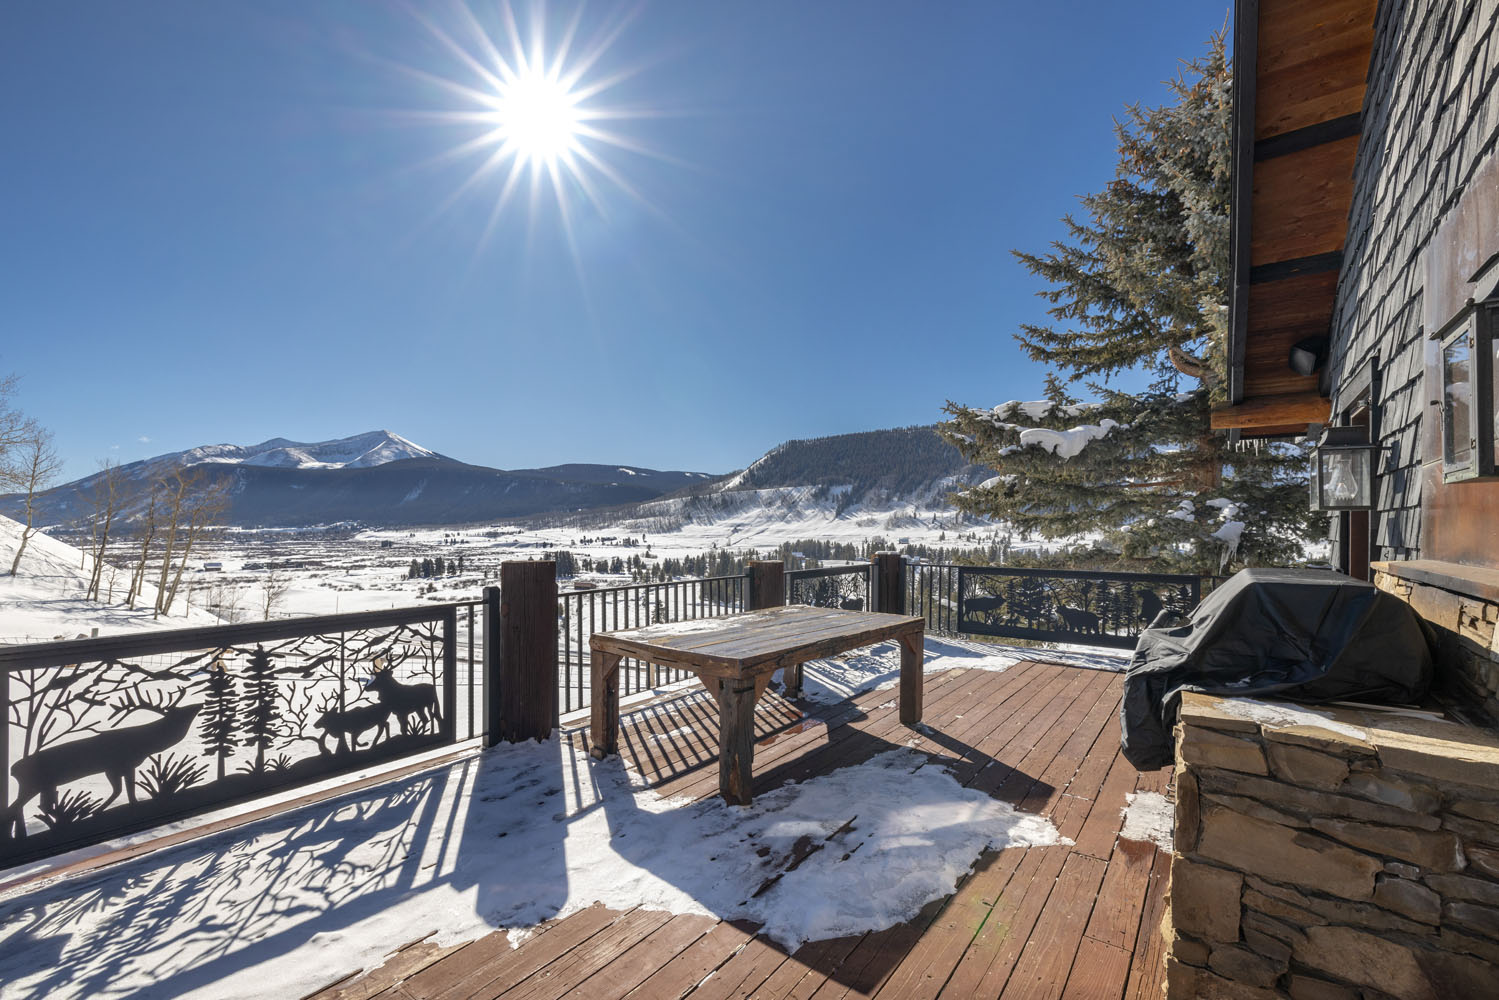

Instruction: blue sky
[2,1,1225,480]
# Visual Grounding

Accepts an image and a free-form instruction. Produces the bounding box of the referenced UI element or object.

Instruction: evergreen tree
[940,35,1315,574]
[434,556,445,577]
[199,653,238,780]
[408,559,420,580]
[240,644,280,773]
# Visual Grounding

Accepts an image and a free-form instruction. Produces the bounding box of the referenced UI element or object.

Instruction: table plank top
[589,605,923,673]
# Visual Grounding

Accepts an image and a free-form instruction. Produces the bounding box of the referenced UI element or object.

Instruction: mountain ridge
[2,425,982,530]
[0,431,719,529]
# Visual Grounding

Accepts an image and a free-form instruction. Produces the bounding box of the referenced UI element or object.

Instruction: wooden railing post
[873,552,904,615]
[497,560,557,743]
[746,560,785,610]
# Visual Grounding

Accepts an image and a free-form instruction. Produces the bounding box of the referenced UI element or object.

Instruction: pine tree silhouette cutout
[200,653,238,780]
[240,644,281,773]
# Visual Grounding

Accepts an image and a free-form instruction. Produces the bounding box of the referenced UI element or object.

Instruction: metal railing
[785,564,873,611]
[0,602,484,868]
[953,565,1200,649]
[905,562,962,636]
[0,555,1215,868]
[557,576,748,717]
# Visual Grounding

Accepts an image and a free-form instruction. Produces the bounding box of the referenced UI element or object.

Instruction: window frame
[1434,298,1498,484]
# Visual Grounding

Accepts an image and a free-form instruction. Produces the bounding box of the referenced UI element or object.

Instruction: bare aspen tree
[261,565,293,619]
[7,424,62,576]
[161,472,228,617]
[152,468,193,618]
[127,484,160,610]
[85,460,124,600]
[0,374,28,470]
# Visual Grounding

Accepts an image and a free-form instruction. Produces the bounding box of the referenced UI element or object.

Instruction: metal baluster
[467,604,475,740]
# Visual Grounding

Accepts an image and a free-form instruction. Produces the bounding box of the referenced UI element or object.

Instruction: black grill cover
[1121,567,1433,769]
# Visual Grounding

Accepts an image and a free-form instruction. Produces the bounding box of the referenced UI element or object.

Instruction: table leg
[785,662,803,698]
[899,629,923,725]
[717,678,758,805]
[590,650,622,759]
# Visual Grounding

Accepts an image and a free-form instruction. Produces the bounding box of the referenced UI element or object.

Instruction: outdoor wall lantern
[1309,425,1377,511]
[1433,297,1499,483]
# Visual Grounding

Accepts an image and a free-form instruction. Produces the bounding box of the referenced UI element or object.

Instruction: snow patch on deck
[1118,791,1173,849]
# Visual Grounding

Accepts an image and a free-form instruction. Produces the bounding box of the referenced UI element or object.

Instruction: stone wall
[1374,562,1499,725]
[1167,693,1499,999]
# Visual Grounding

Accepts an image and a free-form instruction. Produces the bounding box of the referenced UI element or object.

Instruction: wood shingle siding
[1327,0,1499,563]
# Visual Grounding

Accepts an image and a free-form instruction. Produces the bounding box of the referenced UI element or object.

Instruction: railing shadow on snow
[0,637,1061,997]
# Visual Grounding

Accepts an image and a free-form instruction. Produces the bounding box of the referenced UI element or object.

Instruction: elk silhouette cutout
[8,688,202,838]
[363,656,440,736]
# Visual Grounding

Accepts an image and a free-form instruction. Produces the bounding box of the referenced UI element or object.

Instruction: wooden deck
[310,659,1173,1000]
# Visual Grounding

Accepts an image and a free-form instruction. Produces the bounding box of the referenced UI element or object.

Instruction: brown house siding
[1326,0,1499,563]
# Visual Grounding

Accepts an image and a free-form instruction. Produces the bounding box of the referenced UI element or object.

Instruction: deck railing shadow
[0,762,500,999]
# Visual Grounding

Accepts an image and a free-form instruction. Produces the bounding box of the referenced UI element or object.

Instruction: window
[1435,298,1499,483]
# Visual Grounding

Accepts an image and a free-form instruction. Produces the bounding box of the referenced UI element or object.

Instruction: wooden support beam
[1210,392,1329,430]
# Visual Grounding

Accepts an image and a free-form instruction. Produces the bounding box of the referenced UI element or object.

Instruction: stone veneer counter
[1168,692,1499,999]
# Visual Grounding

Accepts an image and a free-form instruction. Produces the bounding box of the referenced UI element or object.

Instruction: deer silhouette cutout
[363,656,440,736]
[314,698,394,754]
[8,688,202,838]
[963,595,1006,620]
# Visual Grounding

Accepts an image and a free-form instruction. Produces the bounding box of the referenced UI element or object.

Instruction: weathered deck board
[310,661,1172,1000]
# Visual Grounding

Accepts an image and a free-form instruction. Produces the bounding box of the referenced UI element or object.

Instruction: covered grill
[1121,567,1434,769]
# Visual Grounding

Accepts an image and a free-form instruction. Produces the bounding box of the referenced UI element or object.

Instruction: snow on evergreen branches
[936,32,1320,574]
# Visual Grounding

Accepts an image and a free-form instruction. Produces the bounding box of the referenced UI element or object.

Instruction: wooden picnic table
[588,605,925,804]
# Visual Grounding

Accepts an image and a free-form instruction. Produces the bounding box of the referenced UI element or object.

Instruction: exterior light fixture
[1433,297,1499,483]
[1310,425,1376,511]
[1288,336,1329,377]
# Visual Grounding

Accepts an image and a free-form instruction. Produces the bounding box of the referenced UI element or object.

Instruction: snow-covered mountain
[0,432,719,529]
[547,426,992,534]
[1,425,983,532]
[173,430,439,470]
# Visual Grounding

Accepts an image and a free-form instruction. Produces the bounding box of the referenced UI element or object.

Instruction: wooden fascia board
[1228,0,1259,406]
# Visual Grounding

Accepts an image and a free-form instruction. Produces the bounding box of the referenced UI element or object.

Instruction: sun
[488,67,581,167]
[394,1,669,255]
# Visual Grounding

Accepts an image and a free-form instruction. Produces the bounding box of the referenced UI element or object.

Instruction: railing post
[497,560,558,743]
[746,560,785,610]
[482,585,501,747]
[0,670,8,828]
[873,552,904,614]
